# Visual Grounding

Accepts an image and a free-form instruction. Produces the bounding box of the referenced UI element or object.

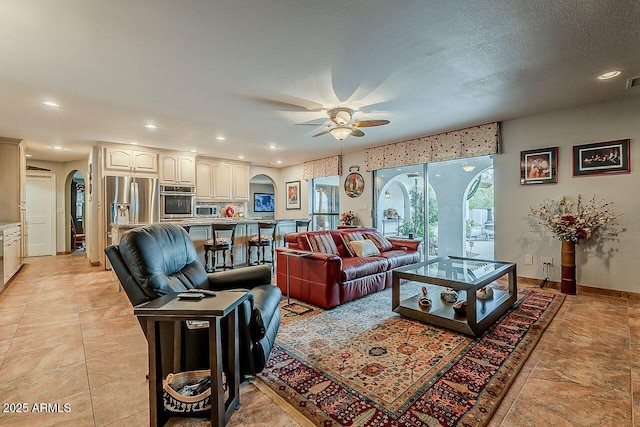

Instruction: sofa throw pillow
[365,231,394,251]
[349,239,381,257]
[339,231,367,257]
[305,232,339,255]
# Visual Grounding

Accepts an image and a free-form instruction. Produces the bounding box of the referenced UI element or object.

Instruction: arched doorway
[248,174,276,218]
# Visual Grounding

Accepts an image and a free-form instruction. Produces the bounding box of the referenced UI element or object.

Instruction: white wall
[495,96,639,292]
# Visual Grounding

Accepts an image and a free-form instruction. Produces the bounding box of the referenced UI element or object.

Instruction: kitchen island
[110,218,305,268]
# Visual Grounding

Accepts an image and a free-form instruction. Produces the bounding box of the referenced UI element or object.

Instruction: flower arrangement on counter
[385,208,399,219]
[529,194,620,244]
[340,211,359,226]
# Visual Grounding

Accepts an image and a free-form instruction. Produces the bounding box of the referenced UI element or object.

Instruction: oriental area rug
[258,287,564,426]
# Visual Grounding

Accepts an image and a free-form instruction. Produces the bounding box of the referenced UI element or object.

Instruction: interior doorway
[26,172,56,257]
[67,171,86,252]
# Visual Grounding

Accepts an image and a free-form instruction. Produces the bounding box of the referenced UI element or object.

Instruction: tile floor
[0,253,637,426]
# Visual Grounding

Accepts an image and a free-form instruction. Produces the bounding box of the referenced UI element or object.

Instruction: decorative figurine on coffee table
[418,286,431,310]
[440,288,458,303]
[453,300,467,316]
[476,286,494,300]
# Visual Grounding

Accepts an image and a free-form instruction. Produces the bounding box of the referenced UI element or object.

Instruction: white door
[26,174,55,256]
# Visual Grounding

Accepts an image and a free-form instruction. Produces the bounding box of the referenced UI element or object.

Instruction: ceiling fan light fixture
[462,163,476,172]
[330,126,353,141]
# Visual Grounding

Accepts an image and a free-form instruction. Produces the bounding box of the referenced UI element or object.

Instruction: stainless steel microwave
[160,185,196,220]
[196,204,218,217]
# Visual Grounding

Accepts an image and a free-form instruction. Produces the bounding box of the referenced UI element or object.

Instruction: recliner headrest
[118,223,208,297]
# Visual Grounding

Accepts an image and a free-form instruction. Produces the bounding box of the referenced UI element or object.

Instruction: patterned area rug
[259,286,564,426]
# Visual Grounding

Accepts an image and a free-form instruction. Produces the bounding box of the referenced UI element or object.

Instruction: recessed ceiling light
[130,141,139,145]
[144,124,157,129]
[276,160,282,164]
[25,154,33,158]
[216,136,226,141]
[238,155,244,159]
[598,70,621,80]
[268,162,277,165]
[42,101,60,107]
[268,144,277,150]
[52,145,64,150]
[190,149,197,153]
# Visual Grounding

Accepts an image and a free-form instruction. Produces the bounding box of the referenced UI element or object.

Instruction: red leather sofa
[276,228,421,309]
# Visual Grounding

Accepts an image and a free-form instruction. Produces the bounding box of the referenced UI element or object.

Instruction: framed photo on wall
[285,180,301,210]
[573,139,630,176]
[520,147,558,185]
[344,172,365,198]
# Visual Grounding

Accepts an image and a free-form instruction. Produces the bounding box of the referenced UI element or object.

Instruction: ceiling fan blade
[245,95,325,112]
[350,129,365,137]
[313,129,332,137]
[295,120,329,126]
[353,119,390,128]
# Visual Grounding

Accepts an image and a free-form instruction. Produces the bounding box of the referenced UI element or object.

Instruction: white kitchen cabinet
[196,158,248,201]
[196,160,214,200]
[104,147,158,173]
[3,225,21,285]
[232,164,250,200]
[160,154,196,185]
[213,162,232,201]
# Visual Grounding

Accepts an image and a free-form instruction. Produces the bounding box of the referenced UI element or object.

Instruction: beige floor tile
[501,377,632,426]
[0,308,24,327]
[83,324,147,360]
[90,371,149,426]
[5,323,84,358]
[80,313,141,339]
[13,317,82,339]
[0,361,89,404]
[0,339,85,382]
[106,409,148,427]
[86,347,148,388]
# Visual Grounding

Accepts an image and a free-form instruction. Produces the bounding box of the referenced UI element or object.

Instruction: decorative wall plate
[344,172,364,198]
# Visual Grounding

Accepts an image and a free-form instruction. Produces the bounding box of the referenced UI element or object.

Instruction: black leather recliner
[104,223,281,381]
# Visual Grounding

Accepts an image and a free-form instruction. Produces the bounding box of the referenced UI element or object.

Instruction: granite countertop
[111,218,305,229]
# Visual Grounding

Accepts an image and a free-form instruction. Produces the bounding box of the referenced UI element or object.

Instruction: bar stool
[247,222,277,268]
[204,223,237,272]
[295,219,311,232]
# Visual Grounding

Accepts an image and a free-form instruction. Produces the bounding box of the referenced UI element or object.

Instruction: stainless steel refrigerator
[104,176,160,247]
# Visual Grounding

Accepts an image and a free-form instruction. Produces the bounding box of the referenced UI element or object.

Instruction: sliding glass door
[373,156,494,260]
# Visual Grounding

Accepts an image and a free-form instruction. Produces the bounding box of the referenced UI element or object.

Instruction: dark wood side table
[134,290,250,426]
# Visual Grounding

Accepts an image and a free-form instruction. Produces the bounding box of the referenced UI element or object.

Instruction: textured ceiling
[0,1,638,165]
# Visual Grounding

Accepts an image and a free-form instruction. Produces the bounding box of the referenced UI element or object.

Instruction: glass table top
[396,257,511,285]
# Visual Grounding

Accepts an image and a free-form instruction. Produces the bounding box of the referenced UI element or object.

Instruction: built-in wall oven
[160,185,196,220]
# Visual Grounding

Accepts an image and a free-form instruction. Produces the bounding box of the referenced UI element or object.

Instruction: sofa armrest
[387,237,421,251]
[205,264,272,290]
[275,247,342,263]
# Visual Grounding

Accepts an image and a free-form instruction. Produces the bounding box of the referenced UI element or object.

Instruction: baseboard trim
[517,276,639,299]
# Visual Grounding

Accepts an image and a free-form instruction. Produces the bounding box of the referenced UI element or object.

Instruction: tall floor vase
[561,240,577,295]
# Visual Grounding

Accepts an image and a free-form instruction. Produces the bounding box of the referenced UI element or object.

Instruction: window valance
[303,155,342,179]
[364,122,500,171]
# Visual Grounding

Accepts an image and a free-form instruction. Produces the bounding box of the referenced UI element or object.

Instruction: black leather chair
[105,223,281,381]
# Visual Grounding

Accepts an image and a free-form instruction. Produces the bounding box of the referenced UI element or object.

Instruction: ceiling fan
[302,107,390,141]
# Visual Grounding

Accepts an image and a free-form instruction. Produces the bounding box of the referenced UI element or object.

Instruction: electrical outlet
[524,255,533,265]
[541,257,553,266]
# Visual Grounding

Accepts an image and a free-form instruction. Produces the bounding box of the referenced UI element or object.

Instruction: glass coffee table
[392,256,517,337]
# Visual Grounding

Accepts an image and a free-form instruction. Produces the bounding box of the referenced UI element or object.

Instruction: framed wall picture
[520,147,558,185]
[285,180,301,210]
[344,172,365,198]
[573,139,630,176]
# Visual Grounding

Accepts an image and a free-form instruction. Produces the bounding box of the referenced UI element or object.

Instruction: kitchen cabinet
[104,147,158,173]
[213,162,232,200]
[232,164,250,200]
[196,158,249,202]
[160,154,196,185]
[3,225,22,285]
